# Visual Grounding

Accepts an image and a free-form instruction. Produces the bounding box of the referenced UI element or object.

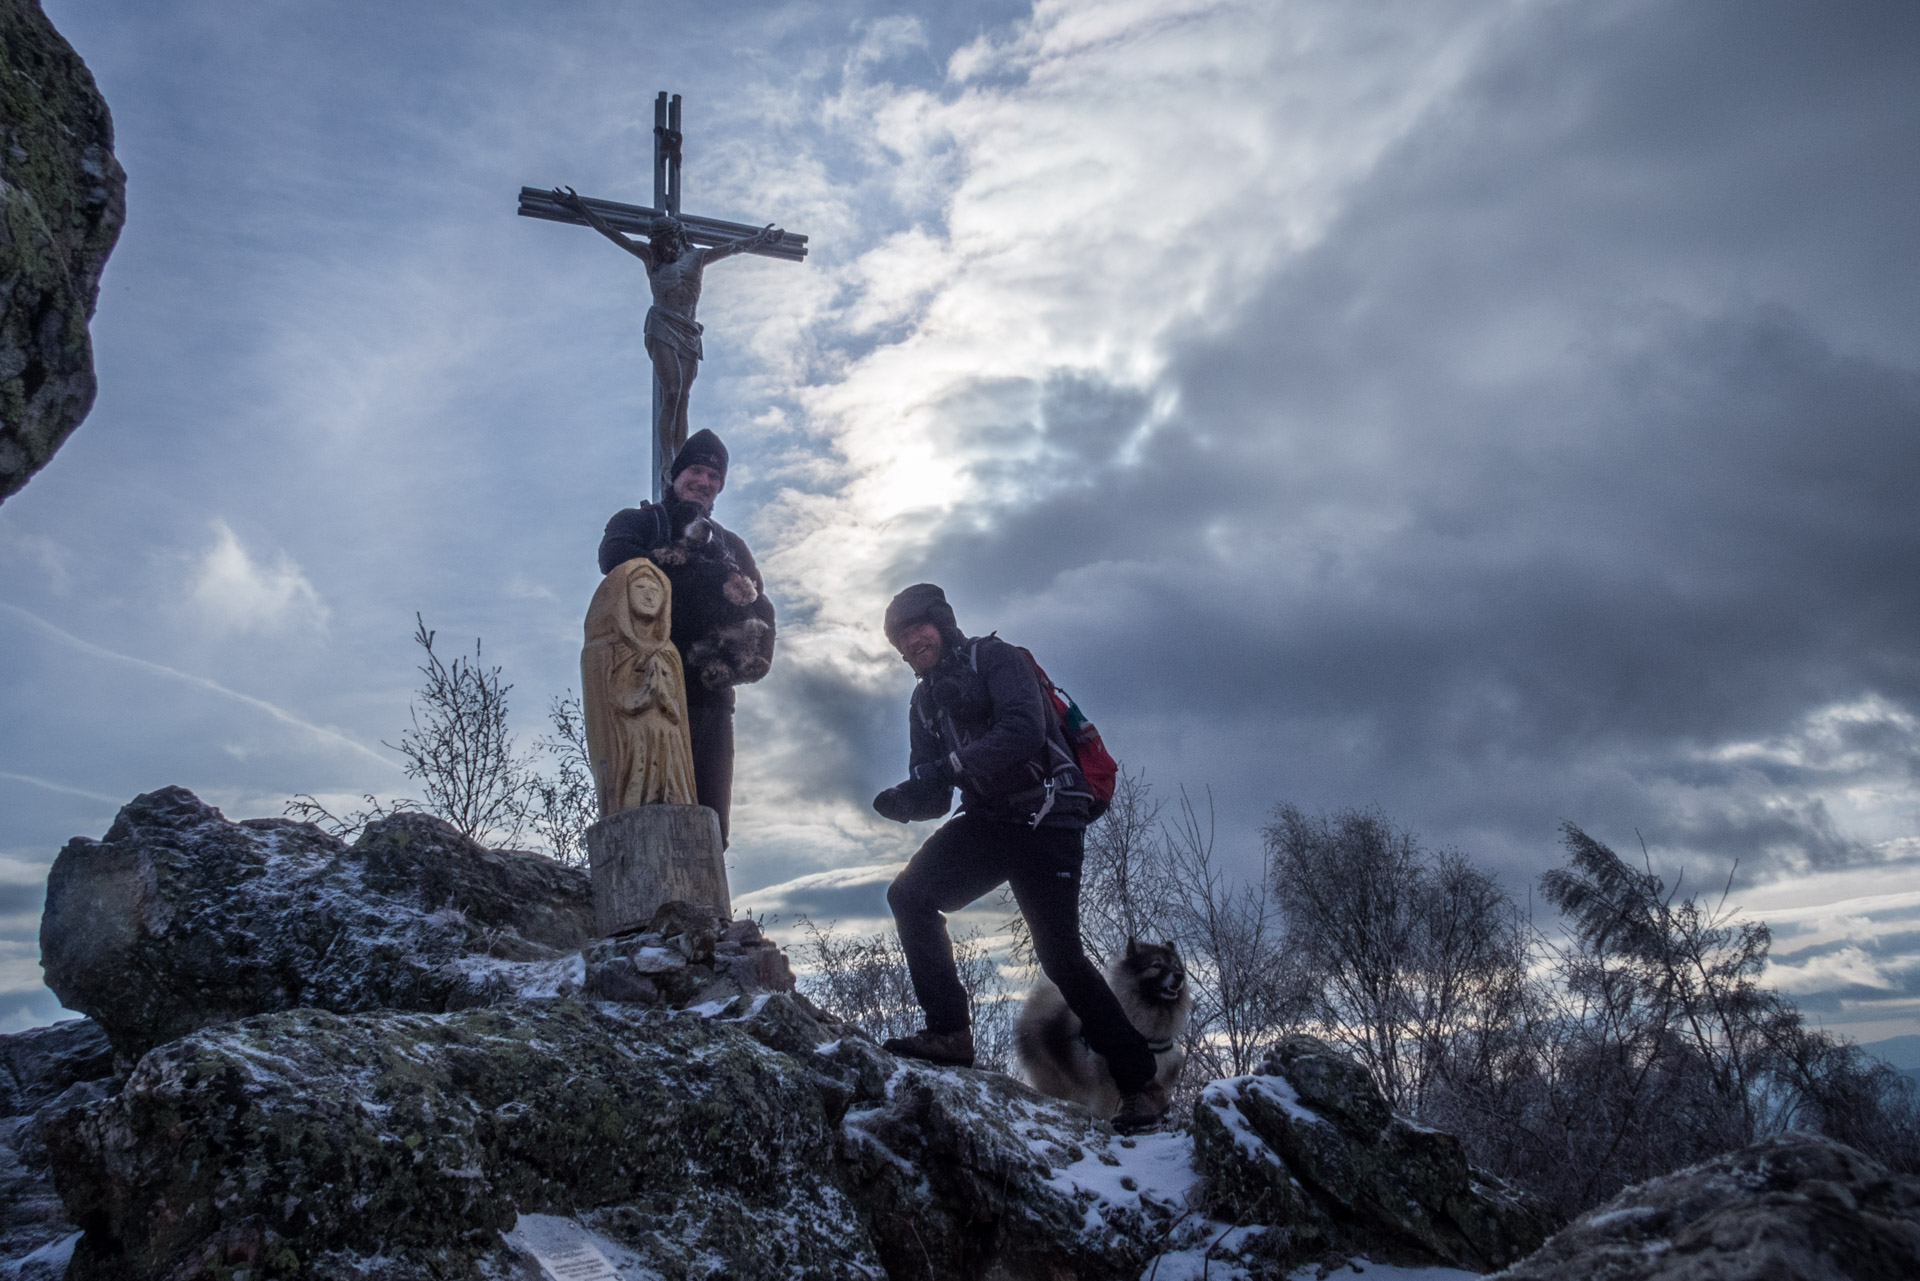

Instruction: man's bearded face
[892,622,944,676]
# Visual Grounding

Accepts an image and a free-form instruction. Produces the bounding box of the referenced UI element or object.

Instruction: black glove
[873,785,916,823]
[910,752,960,787]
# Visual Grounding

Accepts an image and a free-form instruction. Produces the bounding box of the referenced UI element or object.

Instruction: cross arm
[518,188,808,263]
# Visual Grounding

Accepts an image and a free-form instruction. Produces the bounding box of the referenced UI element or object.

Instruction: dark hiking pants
[688,701,733,848]
[886,813,1157,1092]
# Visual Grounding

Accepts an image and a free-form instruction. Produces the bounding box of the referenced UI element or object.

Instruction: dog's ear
[1162,939,1179,958]
[1125,937,1141,957]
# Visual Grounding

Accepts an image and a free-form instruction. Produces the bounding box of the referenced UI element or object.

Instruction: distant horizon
[5,0,1918,1046]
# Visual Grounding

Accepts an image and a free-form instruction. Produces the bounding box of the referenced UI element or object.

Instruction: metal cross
[519,92,809,498]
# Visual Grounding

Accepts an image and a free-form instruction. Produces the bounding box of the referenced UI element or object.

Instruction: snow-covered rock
[39,787,598,1057]
[1488,1131,1920,1280]
[1196,1036,1544,1271]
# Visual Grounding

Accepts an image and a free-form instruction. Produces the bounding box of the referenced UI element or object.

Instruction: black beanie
[884,583,959,643]
[669,429,729,482]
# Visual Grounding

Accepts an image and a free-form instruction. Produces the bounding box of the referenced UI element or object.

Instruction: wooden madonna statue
[581,557,698,814]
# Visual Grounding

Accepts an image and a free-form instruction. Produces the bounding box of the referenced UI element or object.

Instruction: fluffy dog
[1014,939,1191,1119]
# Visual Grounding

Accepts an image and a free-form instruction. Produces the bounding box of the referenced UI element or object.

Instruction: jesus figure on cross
[550,186,783,483]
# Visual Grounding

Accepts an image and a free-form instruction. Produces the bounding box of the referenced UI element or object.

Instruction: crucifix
[520,92,809,500]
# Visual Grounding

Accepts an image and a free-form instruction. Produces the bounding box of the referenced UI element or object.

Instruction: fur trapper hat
[669,429,729,483]
[884,583,959,644]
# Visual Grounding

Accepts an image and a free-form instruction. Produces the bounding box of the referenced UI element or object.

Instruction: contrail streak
[0,771,125,805]
[0,602,398,774]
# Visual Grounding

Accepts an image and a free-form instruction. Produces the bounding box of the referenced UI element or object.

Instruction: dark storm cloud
[750,659,905,805]
[896,0,1920,879]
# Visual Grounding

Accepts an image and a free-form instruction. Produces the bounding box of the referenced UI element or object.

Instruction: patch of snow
[628,946,684,974]
[1199,1085,1286,1167]
[0,1229,81,1281]
[684,998,734,1018]
[723,993,773,1021]
[1583,1205,1660,1230]
[1048,1128,1201,1224]
[1242,1073,1335,1129]
[1140,1224,1266,1280]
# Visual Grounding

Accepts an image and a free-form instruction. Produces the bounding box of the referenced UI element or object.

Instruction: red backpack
[1016,647,1119,820]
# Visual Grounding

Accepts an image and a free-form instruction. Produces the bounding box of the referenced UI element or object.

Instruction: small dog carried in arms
[1014,939,1192,1122]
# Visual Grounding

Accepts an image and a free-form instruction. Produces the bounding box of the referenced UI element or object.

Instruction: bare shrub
[384,615,537,847]
[1163,789,1302,1091]
[287,616,564,852]
[1079,768,1171,964]
[792,917,1017,1072]
[527,692,597,866]
[1265,805,1528,1115]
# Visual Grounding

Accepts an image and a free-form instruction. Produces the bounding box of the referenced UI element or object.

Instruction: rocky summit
[0,0,125,504]
[1489,1131,1920,1281]
[5,787,1905,1279]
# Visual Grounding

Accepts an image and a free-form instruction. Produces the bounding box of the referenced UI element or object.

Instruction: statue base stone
[587,804,729,936]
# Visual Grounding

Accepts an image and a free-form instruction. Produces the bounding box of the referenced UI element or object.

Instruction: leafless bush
[286,617,588,855]
[282,790,409,839]
[1164,789,1303,1091]
[384,615,538,847]
[527,692,597,866]
[1265,805,1528,1115]
[792,917,1018,1072]
[1080,768,1172,964]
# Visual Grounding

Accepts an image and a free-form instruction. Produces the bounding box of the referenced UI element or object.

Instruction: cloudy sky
[3,0,1916,1041]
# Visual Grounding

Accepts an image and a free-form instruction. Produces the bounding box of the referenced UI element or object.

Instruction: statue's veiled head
[627,561,666,623]
[586,557,673,648]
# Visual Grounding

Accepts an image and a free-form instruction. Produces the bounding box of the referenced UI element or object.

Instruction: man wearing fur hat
[875,584,1168,1132]
[598,429,774,846]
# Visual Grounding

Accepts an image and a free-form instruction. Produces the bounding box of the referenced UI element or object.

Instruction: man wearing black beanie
[597,430,775,846]
[875,584,1168,1132]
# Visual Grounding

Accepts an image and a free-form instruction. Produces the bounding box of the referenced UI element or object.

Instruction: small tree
[1265,805,1527,1114]
[793,917,1018,1073]
[528,692,598,865]
[1162,788,1301,1087]
[286,615,541,848]
[385,615,537,847]
[1078,768,1171,964]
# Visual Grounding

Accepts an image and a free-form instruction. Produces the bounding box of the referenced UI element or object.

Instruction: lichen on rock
[39,787,598,1058]
[44,999,875,1281]
[0,0,125,503]
[1194,1034,1546,1272]
[1488,1131,1920,1281]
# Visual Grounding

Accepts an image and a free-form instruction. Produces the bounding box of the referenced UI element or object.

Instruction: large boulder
[1490,1131,1920,1281]
[44,999,870,1281]
[39,787,598,1057]
[0,0,125,504]
[39,993,1244,1281]
[1193,1033,1546,1271]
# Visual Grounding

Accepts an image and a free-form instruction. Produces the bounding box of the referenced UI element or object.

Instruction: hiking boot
[881,1027,976,1068]
[1112,1080,1171,1134]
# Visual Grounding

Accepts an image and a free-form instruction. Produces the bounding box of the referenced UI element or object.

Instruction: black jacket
[598,500,776,709]
[895,633,1092,829]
